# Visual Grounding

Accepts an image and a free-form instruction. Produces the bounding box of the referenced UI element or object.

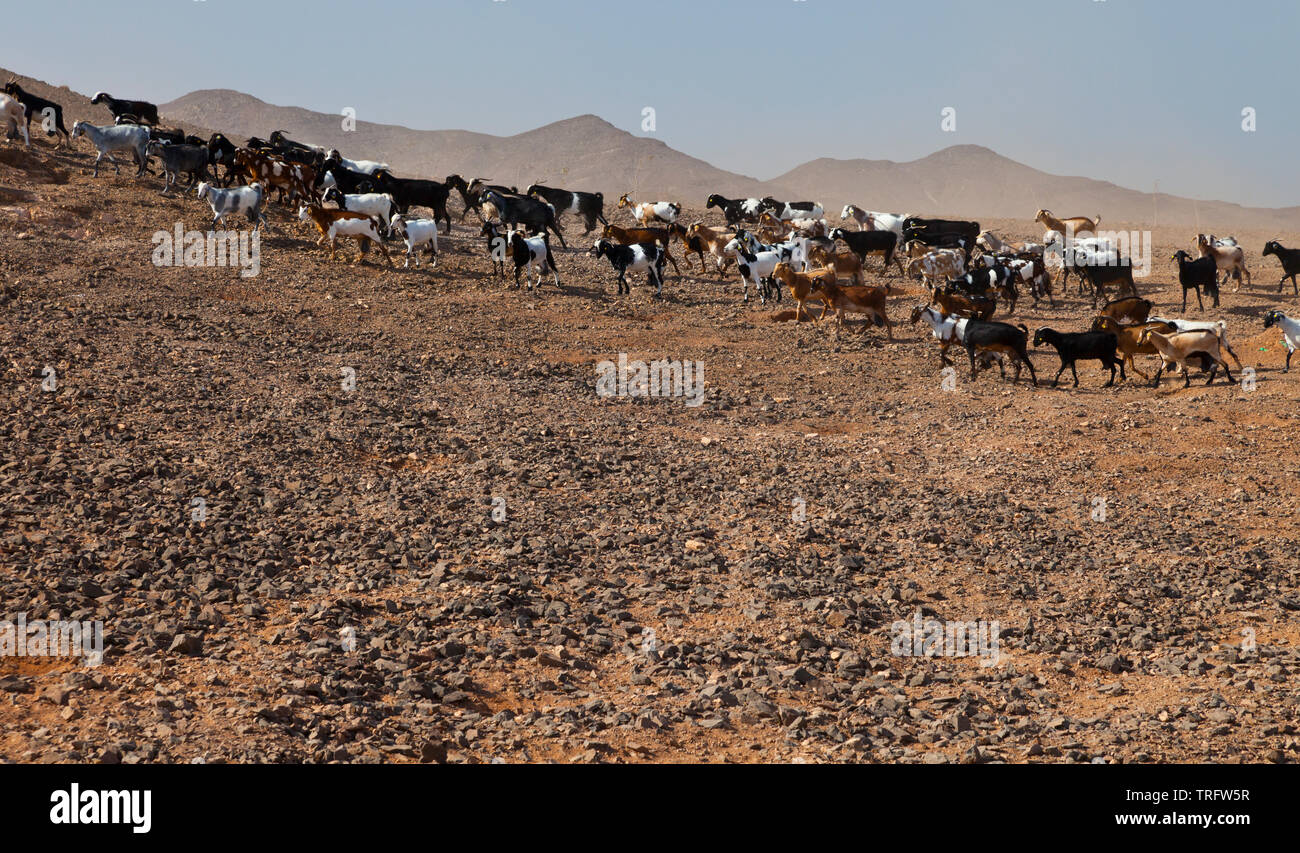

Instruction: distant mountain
[158,90,785,203]
[5,67,1296,230]
[771,145,1300,229]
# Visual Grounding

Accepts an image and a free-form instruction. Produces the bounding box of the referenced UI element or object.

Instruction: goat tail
[1017,323,1029,335]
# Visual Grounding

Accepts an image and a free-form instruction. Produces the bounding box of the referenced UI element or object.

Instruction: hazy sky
[7,0,1297,208]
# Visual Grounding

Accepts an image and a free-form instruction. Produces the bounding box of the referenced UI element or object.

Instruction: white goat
[71,121,149,177]
[389,213,439,269]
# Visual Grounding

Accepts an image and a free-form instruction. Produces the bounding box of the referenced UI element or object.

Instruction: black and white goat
[589,239,667,296]
[526,183,607,235]
[90,92,159,125]
[2,81,70,146]
[760,197,824,221]
[706,193,763,225]
[389,214,439,270]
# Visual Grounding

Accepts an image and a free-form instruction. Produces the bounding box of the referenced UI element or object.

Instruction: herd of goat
[6,78,1300,390]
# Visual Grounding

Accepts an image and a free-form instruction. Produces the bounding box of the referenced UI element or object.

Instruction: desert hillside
[6,66,1295,230]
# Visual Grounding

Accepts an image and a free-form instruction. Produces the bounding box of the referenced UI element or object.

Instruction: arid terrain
[2,114,1300,764]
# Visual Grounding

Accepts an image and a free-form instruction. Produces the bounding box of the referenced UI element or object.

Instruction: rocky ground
[1,140,1298,764]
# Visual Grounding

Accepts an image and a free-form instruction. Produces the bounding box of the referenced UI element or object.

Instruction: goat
[668,223,712,275]
[1264,310,1300,372]
[600,224,681,274]
[446,176,515,222]
[841,204,871,230]
[910,304,965,366]
[196,181,267,231]
[0,94,30,148]
[206,133,239,186]
[1196,234,1251,291]
[322,187,398,228]
[906,248,966,289]
[1171,250,1219,311]
[90,92,159,125]
[527,183,607,235]
[962,320,1036,385]
[589,239,668,296]
[323,147,387,175]
[482,189,565,247]
[760,197,823,221]
[1139,328,1235,387]
[806,245,864,286]
[863,211,908,242]
[319,163,376,196]
[234,148,316,205]
[1098,296,1153,325]
[1032,328,1124,387]
[830,227,902,274]
[369,169,453,233]
[146,140,209,194]
[297,204,392,265]
[1074,250,1139,308]
[903,218,979,260]
[1263,240,1300,295]
[772,262,837,323]
[1089,317,1177,381]
[1034,209,1099,238]
[931,288,995,321]
[811,279,893,337]
[724,237,785,304]
[685,222,737,278]
[71,122,148,177]
[2,81,69,146]
[947,266,1018,314]
[502,229,559,290]
[388,213,439,270]
[707,193,763,225]
[1148,315,1242,369]
[618,193,680,226]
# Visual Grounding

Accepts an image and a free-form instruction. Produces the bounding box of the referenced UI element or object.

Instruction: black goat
[206,133,239,186]
[705,193,761,225]
[1077,256,1140,308]
[1263,241,1300,295]
[962,320,1037,385]
[482,189,566,248]
[1032,328,1124,387]
[904,218,979,260]
[90,91,159,125]
[830,227,902,273]
[1171,250,1219,311]
[2,81,70,146]
[147,125,186,145]
[526,183,607,235]
[368,169,453,234]
[479,221,507,278]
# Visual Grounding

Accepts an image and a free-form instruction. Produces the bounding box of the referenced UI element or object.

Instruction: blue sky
[6,0,1296,207]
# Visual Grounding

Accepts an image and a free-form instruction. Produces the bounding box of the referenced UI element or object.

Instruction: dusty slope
[1,135,1298,764]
